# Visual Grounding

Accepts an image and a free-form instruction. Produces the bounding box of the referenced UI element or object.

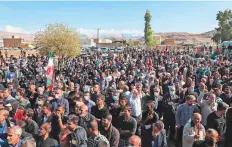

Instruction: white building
[98,39,112,43]
[80,38,96,48]
[0,38,3,48]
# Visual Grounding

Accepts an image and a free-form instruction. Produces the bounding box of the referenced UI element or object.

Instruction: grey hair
[10,126,22,136]
[22,137,36,147]
[153,121,164,130]
[68,114,79,125]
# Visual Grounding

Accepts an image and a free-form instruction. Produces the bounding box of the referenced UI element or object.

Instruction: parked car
[109,48,116,52]
[101,47,108,53]
[116,47,124,52]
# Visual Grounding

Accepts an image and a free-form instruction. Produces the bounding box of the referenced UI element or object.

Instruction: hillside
[199,30,216,38]
[156,31,216,44]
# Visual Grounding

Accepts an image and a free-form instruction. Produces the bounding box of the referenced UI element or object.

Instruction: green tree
[212,9,232,43]
[126,40,135,46]
[144,10,156,48]
[35,23,81,57]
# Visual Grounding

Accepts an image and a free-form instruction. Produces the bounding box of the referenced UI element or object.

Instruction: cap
[5,103,12,107]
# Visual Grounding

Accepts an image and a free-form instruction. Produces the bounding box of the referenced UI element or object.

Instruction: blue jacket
[50,98,69,116]
[152,129,167,147]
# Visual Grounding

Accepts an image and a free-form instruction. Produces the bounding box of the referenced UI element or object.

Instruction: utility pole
[96,28,101,43]
[121,33,124,45]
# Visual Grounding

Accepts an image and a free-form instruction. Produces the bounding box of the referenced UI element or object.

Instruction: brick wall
[3,38,22,48]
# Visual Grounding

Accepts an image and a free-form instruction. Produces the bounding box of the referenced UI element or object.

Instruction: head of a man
[192,113,202,125]
[42,103,52,116]
[83,92,90,101]
[199,82,205,91]
[123,106,132,118]
[74,83,80,92]
[57,82,63,90]
[2,89,10,98]
[205,129,219,147]
[146,101,155,112]
[217,102,229,116]
[132,89,138,98]
[37,87,44,95]
[67,115,79,131]
[29,84,36,92]
[59,128,71,147]
[87,119,99,136]
[7,126,22,146]
[93,84,100,93]
[153,121,164,134]
[39,123,51,137]
[55,89,63,100]
[0,110,6,123]
[23,108,34,121]
[56,105,65,116]
[119,81,125,89]
[69,82,75,91]
[102,113,112,128]
[224,86,231,95]
[96,94,105,106]
[185,95,196,106]
[119,97,128,108]
[79,104,88,118]
[208,94,216,104]
[128,135,141,147]
[16,88,25,100]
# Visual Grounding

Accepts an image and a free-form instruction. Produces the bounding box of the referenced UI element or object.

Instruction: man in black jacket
[162,86,179,141]
[100,113,120,147]
[37,123,58,147]
[23,108,39,137]
[207,102,228,146]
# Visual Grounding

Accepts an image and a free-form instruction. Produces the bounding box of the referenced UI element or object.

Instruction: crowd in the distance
[0,47,232,147]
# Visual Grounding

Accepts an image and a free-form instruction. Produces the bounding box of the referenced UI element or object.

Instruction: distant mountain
[200,30,216,38]
[155,30,216,44]
[0,31,34,41]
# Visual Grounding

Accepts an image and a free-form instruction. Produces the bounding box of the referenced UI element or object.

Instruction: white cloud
[77,28,144,37]
[211,24,218,29]
[3,25,34,34]
[1,25,144,38]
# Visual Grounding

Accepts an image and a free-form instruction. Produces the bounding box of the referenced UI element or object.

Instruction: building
[3,36,22,48]
[94,38,113,44]
[0,38,3,48]
[20,41,35,48]
[153,35,162,45]
[162,39,176,46]
[96,43,124,48]
[80,38,96,48]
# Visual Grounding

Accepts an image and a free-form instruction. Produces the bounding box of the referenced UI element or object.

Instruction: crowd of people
[0,47,232,147]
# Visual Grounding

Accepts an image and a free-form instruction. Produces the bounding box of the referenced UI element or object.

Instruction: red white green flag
[46,52,54,91]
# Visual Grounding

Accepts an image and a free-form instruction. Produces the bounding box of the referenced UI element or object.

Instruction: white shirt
[129,96,142,117]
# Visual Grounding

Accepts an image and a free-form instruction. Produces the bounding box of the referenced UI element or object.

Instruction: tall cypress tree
[144,10,156,48]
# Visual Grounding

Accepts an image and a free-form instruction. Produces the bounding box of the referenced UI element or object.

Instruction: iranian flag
[46,52,54,91]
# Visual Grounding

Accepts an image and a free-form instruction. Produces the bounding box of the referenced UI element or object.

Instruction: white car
[116,47,124,52]
[109,48,116,52]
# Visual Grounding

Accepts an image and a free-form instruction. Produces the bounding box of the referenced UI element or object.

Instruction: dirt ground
[0,50,39,57]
